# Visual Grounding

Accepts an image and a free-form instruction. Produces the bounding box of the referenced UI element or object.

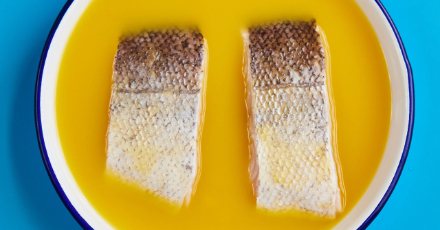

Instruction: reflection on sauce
[56,0,391,229]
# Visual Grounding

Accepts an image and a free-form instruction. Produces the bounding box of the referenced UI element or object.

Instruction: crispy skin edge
[183,38,208,206]
[243,31,260,197]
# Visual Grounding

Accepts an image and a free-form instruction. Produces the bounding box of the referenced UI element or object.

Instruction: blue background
[0,0,437,229]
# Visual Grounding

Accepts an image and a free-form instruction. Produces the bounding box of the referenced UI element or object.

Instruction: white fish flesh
[244,21,342,216]
[106,29,207,206]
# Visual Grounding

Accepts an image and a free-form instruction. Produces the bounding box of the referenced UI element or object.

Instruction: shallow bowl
[35,0,413,229]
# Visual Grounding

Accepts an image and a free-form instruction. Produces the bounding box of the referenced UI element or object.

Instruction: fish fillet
[244,21,342,216]
[106,29,207,206]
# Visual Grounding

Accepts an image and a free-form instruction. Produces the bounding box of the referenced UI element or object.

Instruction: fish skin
[106,29,206,206]
[244,21,341,216]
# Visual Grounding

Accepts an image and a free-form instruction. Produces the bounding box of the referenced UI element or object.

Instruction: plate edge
[357,0,414,229]
[34,0,415,229]
[34,0,93,229]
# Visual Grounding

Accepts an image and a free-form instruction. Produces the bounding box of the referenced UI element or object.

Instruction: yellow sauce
[56,0,391,229]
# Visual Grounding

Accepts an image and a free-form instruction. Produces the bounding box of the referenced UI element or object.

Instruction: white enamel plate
[35,0,413,229]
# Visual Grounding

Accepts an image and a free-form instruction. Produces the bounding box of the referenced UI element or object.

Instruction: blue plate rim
[34,0,414,229]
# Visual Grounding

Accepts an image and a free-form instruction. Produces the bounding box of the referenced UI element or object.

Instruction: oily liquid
[56,0,391,229]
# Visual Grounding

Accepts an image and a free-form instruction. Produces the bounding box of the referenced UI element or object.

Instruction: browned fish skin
[113,29,204,93]
[248,20,325,89]
[107,29,206,206]
[245,21,341,216]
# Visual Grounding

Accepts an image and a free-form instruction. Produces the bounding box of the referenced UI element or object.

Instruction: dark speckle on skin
[248,20,325,90]
[113,29,204,94]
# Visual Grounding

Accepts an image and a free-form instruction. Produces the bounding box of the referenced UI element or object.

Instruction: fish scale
[106,29,206,206]
[244,20,342,216]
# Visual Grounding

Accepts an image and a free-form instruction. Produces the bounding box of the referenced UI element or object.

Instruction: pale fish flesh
[244,20,342,217]
[106,29,207,206]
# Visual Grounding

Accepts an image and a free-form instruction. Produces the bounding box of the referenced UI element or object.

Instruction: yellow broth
[56,0,391,229]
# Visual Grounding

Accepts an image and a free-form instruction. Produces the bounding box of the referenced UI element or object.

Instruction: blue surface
[0,0,437,229]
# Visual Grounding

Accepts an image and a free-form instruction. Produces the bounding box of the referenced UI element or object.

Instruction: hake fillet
[106,29,207,206]
[244,21,342,216]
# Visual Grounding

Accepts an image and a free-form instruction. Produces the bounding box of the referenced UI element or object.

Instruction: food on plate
[106,29,207,206]
[243,20,343,216]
